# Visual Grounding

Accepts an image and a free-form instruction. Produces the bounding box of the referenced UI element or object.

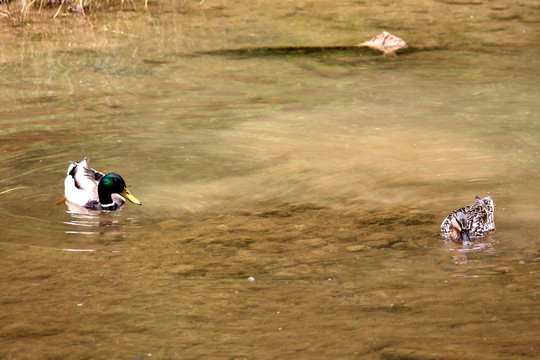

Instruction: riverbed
[1,1,539,359]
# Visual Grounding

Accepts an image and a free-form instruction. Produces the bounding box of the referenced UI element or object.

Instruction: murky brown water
[1,0,539,359]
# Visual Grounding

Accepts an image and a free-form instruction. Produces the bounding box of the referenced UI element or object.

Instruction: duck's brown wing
[439,213,454,238]
[467,196,495,238]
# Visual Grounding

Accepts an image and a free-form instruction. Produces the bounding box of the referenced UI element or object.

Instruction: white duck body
[64,158,141,211]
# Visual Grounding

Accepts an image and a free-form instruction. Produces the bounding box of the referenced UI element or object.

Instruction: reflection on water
[65,208,122,234]
[441,235,498,265]
[1,0,539,359]
[63,203,141,245]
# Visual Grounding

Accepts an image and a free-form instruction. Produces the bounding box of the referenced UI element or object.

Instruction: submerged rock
[358,31,407,54]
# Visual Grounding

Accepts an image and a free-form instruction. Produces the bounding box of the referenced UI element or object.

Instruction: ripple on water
[0,2,539,358]
[62,203,142,245]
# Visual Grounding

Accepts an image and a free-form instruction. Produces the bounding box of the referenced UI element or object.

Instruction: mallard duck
[64,157,141,211]
[440,195,495,246]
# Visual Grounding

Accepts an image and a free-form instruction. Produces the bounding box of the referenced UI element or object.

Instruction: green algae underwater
[1,0,539,359]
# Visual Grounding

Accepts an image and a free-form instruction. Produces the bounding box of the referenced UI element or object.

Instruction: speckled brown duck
[440,195,495,246]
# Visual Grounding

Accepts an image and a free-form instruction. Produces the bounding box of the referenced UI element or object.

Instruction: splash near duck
[64,157,141,211]
[440,196,495,246]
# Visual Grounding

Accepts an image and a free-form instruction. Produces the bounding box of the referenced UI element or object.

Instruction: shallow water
[1,1,539,359]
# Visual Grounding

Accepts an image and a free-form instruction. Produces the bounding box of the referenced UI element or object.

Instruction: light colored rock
[359,31,407,54]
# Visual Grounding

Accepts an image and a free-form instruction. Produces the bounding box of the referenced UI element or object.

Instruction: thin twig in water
[53,1,63,19]
[79,0,85,16]
[0,186,25,196]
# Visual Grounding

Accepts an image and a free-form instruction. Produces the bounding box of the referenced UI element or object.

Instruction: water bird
[63,157,141,211]
[439,195,495,246]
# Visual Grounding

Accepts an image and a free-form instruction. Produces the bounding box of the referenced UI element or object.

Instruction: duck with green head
[64,157,141,211]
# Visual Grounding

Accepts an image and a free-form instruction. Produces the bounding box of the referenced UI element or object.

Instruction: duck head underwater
[440,195,495,246]
[63,157,141,211]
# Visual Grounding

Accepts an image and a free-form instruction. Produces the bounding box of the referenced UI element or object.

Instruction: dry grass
[0,0,148,25]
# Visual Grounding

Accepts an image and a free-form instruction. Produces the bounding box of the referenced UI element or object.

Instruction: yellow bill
[120,187,142,205]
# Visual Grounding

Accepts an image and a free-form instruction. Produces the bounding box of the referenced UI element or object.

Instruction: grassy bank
[0,0,149,24]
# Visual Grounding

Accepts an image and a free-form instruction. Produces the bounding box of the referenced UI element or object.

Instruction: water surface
[1,1,539,359]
